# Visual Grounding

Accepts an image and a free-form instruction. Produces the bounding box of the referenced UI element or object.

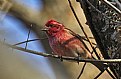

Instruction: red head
[44,20,65,36]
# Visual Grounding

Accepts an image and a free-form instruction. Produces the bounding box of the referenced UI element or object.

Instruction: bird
[43,19,92,59]
[42,19,109,73]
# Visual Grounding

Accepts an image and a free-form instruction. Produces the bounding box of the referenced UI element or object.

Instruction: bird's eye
[49,24,54,27]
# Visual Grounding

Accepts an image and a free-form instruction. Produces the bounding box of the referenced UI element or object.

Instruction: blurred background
[0,0,112,79]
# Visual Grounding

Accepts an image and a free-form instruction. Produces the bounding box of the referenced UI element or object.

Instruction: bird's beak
[41,29,48,31]
[41,26,49,32]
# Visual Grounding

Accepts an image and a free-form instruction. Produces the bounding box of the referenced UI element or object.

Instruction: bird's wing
[65,28,109,72]
[65,28,90,53]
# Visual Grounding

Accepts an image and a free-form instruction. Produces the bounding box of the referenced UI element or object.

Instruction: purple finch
[44,20,92,59]
[42,20,109,74]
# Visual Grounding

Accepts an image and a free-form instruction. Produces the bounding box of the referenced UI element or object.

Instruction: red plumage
[44,20,107,72]
[44,20,92,58]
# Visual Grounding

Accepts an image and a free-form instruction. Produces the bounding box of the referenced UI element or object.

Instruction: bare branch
[67,0,100,59]
[100,0,121,17]
[3,42,121,63]
[77,62,86,79]
[14,38,48,46]
[13,36,96,46]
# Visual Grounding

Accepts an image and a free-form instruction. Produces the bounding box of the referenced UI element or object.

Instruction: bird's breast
[48,31,86,57]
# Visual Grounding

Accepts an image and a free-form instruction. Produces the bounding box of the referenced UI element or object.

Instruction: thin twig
[100,0,121,17]
[14,37,96,46]
[67,0,100,59]
[94,67,116,79]
[66,28,96,45]
[14,38,48,46]
[94,70,105,79]
[115,0,121,10]
[85,0,108,18]
[105,68,117,79]
[3,42,121,63]
[81,36,96,45]
[86,0,121,25]
[25,24,32,49]
[77,62,86,79]
[14,39,40,46]
[82,36,94,39]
